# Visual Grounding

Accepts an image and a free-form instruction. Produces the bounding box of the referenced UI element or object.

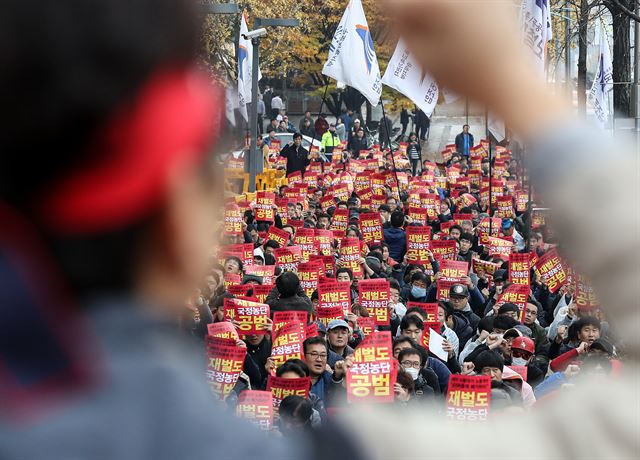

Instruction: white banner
[521,0,552,75]
[238,15,262,121]
[381,40,439,117]
[225,85,238,127]
[588,24,613,127]
[322,0,382,106]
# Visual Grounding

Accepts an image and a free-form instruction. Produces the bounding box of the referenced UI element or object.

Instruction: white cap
[276,114,283,122]
[354,119,361,124]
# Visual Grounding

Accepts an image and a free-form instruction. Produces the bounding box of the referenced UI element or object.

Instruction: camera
[241,28,267,40]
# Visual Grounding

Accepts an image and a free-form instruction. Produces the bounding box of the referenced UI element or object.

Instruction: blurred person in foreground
[336,1,639,459]
[0,1,357,459]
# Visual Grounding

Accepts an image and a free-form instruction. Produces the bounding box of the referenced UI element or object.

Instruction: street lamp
[246,17,300,192]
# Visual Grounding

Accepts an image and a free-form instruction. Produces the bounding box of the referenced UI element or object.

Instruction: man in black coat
[454,124,474,157]
[279,132,310,176]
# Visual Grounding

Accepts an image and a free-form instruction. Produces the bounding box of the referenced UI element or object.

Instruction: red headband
[41,68,222,234]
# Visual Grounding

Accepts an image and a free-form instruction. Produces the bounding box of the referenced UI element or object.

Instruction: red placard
[266,376,311,408]
[420,321,443,351]
[358,316,376,337]
[287,171,303,184]
[224,273,242,290]
[494,284,530,321]
[255,191,275,222]
[305,322,319,338]
[271,322,305,367]
[478,218,501,245]
[206,338,246,400]
[316,306,345,326]
[265,226,290,247]
[406,226,432,264]
[359,213,383,244]
[495,195,513,219]
[534,249,567,294]
[314,229,334,256]
[436,279,456,301]
[421,193,440,221]
[223,298,270,335]
[574,275,599,310]
[358,279,391,326]
[346,331,395,404]
[227,284,252,297]
[310,254,335,277]
[274,246,302,271]
[294,227,317,262]
[297,260,322,298]
[488,236,513,259]
[339,237,363,278]
[244,265,276,285]
[431,239,457,262]
[406,302,438,322]
[472,258,501,276]
[408,206,428,225]
[252,284,274,304]
[236,390,273,431]
[318,280,351,316]
[207,321,239,340]
[453,213,473,226]
[515,191,529,213]
[508,253,531,286]
[439,260,469,282]
[224,204,243,235]
[330,208,349,235]
[446,375,491,421]
[272,311,308,334]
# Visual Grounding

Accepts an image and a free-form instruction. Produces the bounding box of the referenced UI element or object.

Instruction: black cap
[589,338,614,355]
[449,284,469,297]
[493,269,508,282]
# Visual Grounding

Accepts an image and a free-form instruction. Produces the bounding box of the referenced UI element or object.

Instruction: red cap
[512,336,535,354]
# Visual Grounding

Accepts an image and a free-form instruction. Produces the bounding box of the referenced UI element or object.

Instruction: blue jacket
[427,357,451,393]
[384,227,406,263]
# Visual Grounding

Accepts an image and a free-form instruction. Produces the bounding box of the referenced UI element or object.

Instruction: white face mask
[512,357,529,367]
[405,367,420,380]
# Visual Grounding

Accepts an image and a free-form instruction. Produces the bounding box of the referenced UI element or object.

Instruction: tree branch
[605,0,640,22]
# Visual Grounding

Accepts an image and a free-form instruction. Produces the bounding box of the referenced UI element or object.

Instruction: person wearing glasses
[303,337,346,406]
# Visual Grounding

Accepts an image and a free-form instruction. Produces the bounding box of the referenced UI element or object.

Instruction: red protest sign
[266,376,311,408]
[314,229,334,256]
[515,191,529,212]
[346,331,395,404]
[271,322,305,367]
[224,273,242,290]
[330,208,349,235]
[472,258,501,277]
[408,206,428,225]
[339,237,363,278]
[358,316,376,337]
[236,390,273,431]
[287,170,303,184]
[227,284,252,297]
[358,279,391,326]
[495,195,514,219]
[305,322,319,338]
[421,193,440,221]
[478,218,501,245]
[223,298,270,335]
[494,284,530,321]
[453,213,473,226]
[574,275,599,310]
[508,253,531,286]
[359,212,383,244]
[420,321,443,351]
[272,311,308,334]
[207,321,239,340]
[244,265,276,285]
[297,260,322,298]
[535,249,567,294]
[274,246,302,271]
[318,280,351,316]
[206,338,246,400]
[265,226,290,247]
[310,254,335,277]
[488,236,513,259]
[254,191,275,222]
[252,284,274,304]
[406,302,438,322]
[224,204,243,235]
[406,226,432,264]
[316,305,345,326]
[436,279,456,301]
[446,374,491,421]
[439,260,469,282]
[431,239,457,262]
[294,228,316,262]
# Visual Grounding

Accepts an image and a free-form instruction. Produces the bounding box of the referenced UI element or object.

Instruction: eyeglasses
[307,352,328,360]
[512,350,532,359]
[400,360,421,369]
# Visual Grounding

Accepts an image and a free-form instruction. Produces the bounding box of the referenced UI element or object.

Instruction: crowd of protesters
[185,115,621,436]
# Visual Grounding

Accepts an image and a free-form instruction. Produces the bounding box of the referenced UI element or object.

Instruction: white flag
[237,15,262,121]
[322,0,381,106]
[381,40,439,117]
[588,25,613,127]
[521,0,552,75]
[488,112,506,142]
[225,85,237,127]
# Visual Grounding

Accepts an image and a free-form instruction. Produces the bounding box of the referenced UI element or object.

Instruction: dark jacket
[348,135,369,156]
[266,285,313,316]
[449,312,475,352]
[455,132,474,154]
[246,336,272,384]
[383,227,406,263]
[280,144,310,176]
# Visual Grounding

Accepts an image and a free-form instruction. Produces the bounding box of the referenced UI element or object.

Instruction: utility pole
[634,0,640,145]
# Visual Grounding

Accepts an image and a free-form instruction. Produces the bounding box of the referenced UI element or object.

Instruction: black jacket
[280,144,310,176]
[455,132,474,153]
[266,285,313,316]
[450,312,475,352]
[348,136,369,156]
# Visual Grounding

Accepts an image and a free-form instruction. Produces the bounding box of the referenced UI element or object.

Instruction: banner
[439,260,469,282]
[224,204,243,235]
[588,19,613,126]
[316,305,345,327]
[488,236,513,259]
[446,375,491,421]
[252,284,274,304]
[265,226,290,247]
[574,275,599,310]
[205,337,246,400]
[271,322,305,367]
[358,316,376,337]
[315,229,334,256]
[297,260,322,298]
[508,253,531,286]
[495,195,513,219]
[236,390,273,431]
[358,279,391,326]
[322,0,382,106]
[330,208,349,235]
[346,331,395,404]
[318,280,352,316]
[535,249,567,293]
[223,298,270,335]
[254,191,275,222]
[431,239,457,262]
[406,226,431,264]
[339,237,363,278]
[266,376,311,408]
[359,212,383,244]
[237,14,262,119]
[274,246,302,271]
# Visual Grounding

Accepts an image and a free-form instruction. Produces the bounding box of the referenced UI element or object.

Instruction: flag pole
[486,107,493,236]
[309,82,330,161]
[380,100,402,200]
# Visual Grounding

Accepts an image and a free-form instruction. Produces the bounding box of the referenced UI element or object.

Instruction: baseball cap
[314,321,328,335]
[511,336,535,354]
[493,269,508,282]
[449,284,469,298]
[501,219,514,230]
[589,338,614,355]
[327,319,349,331]
[354,119,361,124]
